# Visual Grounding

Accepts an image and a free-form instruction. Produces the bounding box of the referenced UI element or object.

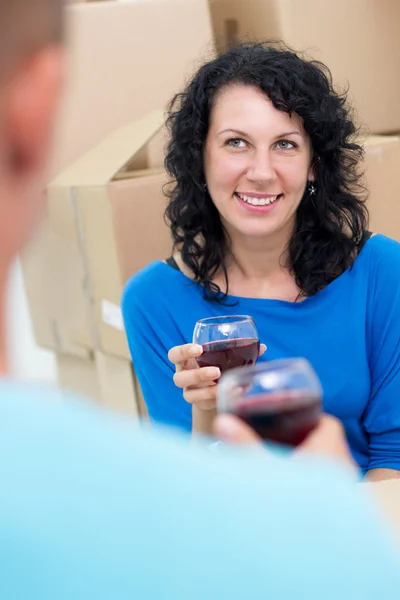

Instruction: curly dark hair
[164,42,368,302]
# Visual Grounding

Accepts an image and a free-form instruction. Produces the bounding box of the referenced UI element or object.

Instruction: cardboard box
[52,0,214,175]
[23,0,214,358]
[23,110,172,360]
[209,0,400,134]
[56,351,142,416]
[22,219,93,359]
[363,135,400,241]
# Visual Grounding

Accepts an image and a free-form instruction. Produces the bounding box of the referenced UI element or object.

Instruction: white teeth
[237,193,279,206]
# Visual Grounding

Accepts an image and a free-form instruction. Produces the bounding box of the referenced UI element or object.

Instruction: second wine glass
[218,358,322,447]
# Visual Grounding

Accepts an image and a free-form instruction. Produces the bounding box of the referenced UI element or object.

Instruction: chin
[234,216,281,234]
[237,226,281,238]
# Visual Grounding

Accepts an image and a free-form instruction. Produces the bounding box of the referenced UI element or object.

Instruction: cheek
[277,159,310,191]
[205,150,245,191]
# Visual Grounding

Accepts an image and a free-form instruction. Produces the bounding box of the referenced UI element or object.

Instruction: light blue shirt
[0,381,399,599]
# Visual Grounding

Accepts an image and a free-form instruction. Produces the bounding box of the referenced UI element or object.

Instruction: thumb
[214,414,262,446]
[259,343,267,357]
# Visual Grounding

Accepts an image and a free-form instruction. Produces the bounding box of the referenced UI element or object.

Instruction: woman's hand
[168,343,220,411]
[168,343,267,411]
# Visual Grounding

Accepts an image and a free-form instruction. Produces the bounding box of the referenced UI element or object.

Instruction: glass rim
[194,315,254,327]
[217,357,322,412]
[219,357,317,385]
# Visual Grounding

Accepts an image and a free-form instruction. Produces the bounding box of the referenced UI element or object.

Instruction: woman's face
[204,84,314,240]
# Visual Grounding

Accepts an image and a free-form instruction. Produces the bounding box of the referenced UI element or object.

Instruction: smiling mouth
[235,192,283,206]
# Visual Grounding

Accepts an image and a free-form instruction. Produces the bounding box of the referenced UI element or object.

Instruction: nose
[246,149,277,185]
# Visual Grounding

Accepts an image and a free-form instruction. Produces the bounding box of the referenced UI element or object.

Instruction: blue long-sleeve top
[122,234,400,473]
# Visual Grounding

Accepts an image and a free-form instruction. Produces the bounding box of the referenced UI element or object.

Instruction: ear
[3,46,64,177]
[307,154,320,182]
[307,164,315,182]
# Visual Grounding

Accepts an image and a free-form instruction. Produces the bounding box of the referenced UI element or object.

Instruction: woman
[122,43,400,480]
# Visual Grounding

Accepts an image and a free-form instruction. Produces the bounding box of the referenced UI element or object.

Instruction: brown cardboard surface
[109,172,169,285]
[57,353,101,399]
[23,0,214,358]
[51,111,166,188]
[52,0,214,175]
[22,219,92,358]
[23,111,172,359]
[363,135,400,241]
[56,351,140,416]
[209,0,400,134]
[94,351,140,415]
[134,378,149,419]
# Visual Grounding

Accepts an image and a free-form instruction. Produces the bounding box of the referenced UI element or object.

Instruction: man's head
[0,0,64,269]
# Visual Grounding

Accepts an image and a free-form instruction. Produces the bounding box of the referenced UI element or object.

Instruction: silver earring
[203,183,207,190]
[307,181,316,196]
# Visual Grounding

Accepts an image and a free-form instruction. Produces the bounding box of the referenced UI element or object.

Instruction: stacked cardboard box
[24,111,168,359]
[209,0,400,134]
[363,136,400,240]
[24,0,400,414]
[22,0,215,414]
[52,0,214,175]
[23,111,170,415]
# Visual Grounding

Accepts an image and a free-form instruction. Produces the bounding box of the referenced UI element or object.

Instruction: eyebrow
[218,128,304,139]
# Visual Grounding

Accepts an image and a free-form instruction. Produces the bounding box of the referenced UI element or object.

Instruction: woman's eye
[226,138,247,149]
[276,140,296,150]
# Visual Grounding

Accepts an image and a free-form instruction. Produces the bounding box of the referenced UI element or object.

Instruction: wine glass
[218,358,322,447]
[193,315,260,374]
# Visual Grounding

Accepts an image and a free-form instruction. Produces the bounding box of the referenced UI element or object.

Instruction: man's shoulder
[0,381,399,598]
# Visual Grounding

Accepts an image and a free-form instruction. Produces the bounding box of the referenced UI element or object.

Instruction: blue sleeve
[364,236,400,470]
[121,276,192,432]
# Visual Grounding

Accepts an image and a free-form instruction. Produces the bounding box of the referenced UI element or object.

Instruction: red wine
[196,338,260,373]
[234,390,321,447]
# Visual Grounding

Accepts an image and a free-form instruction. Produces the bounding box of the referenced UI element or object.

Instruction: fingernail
[206,367,221,378]
[189,344,203,356]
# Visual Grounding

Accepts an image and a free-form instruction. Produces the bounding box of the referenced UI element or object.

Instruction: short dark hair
[164,42,368,302]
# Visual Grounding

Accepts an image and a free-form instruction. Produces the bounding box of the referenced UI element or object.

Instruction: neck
[225,221,293,280]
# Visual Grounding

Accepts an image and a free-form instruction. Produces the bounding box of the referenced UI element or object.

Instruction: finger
[214,414,263,446]
[299,415,342,452]
[259,343,267,357]
[183,385,218,406]
[173,366,221,389]
[168,343,203,366]
[297,415,357,472]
